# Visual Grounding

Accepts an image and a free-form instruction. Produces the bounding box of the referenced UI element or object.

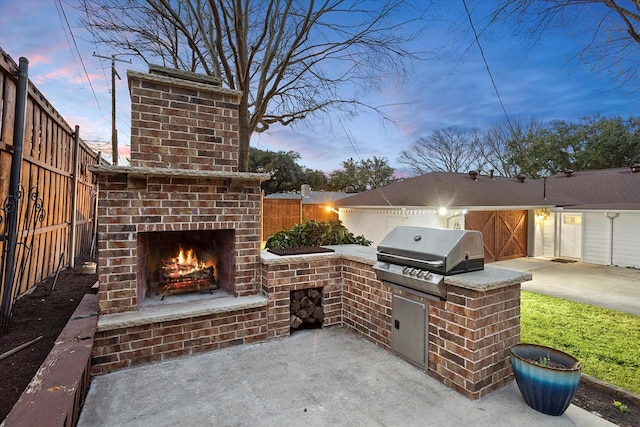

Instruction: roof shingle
[336,169,640,210]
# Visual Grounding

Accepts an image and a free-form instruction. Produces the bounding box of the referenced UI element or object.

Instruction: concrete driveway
[492,257,640,315]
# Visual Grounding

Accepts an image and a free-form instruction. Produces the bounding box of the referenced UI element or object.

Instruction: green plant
[537,355,550,367]
[613,401,630,413]
[265,220,371,249]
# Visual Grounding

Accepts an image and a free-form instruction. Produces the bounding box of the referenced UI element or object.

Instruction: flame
[172,247,207,275]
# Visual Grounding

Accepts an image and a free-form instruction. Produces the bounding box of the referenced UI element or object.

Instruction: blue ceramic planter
[510,343,582,416]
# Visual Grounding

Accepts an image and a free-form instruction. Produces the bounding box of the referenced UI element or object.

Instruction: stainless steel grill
[373,226,484,299]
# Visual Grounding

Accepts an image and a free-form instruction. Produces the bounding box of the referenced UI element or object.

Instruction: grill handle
[376,252,444,268]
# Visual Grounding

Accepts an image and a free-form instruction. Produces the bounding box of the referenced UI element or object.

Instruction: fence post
[1,57,29,332]
[69,125,80,268]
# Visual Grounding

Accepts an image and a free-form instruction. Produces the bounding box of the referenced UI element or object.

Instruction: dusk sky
[1,1,639,175]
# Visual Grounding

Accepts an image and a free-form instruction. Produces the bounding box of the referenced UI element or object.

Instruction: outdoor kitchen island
[262,244,531,400]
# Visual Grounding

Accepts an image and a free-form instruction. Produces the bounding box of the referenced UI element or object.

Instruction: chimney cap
[516,175,526,183]
[149,64,222,86]
[468,170,478,180]
[564,168,573,177]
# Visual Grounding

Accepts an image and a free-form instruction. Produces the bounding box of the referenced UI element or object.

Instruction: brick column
[428,284,521,400]
[261,255,343,338]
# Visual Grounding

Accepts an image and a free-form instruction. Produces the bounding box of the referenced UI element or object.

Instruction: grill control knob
[402,266,411,274]
[417,270,425,278]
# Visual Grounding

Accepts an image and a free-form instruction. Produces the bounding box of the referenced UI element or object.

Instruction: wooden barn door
[465,210,528,263]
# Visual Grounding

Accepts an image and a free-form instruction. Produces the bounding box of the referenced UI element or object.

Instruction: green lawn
[520,291,640,394]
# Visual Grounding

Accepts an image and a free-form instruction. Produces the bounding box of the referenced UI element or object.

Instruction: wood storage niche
[290,288,324,331]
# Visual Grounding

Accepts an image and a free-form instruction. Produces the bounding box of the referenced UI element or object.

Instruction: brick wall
[262,254,522,400]
[429,284,520,399]
[261,256,343,338]
[342,259,392,349]
[128,70,241,172]
[94,250,522,401]
[92,307,267,375]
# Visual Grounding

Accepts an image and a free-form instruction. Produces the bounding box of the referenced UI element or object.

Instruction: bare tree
[397,127,485,174]
[486,1,640,91]
[79,0,428,171]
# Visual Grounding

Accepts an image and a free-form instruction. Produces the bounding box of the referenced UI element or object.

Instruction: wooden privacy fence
[0,48,99,330]
[261,197,339,241]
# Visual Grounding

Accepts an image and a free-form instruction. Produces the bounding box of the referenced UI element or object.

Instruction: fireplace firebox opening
[137,230,235,304]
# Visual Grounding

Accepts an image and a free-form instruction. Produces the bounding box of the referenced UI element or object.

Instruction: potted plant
[510,343,582,416]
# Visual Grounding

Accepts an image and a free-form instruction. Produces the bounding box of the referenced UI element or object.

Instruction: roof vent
[489,169,495,180]
[631,163,640,173]
[468,170,478,181]
[517,175,526,183]
[564,169,573,177]
[300,184,311,197]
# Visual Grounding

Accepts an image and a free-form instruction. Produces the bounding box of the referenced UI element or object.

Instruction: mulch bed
[573,377,640,427]
[0,259,638,425]
[0,257,97,421]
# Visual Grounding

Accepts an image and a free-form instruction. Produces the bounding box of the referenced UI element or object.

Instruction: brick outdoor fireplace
[89,65,528,402]
[92,66,270,313]
[89,66,271,373]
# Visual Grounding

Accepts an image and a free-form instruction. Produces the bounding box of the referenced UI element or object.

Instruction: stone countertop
[260,244,376,266]
[88,164,271,181]
[261,245,531,292]
[444,267,531,292]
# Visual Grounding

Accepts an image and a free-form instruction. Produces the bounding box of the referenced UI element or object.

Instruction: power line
[338,116,362,162]
[53,0,104,118]
[462,0,512,130]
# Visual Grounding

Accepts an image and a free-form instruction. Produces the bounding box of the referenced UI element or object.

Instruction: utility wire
[338,116,362,162]
[462,0,512,130]
[54,0,104,118]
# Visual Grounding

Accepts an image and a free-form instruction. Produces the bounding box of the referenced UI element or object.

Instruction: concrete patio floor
[79,257,637,426]
[493,257,640,315]
[78,327,615,427]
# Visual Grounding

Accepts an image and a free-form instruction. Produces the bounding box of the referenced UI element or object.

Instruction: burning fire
[159,246,218,298]
[166,247,208,278]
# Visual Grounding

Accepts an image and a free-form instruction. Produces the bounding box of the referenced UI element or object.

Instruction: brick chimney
[128,64,240,172]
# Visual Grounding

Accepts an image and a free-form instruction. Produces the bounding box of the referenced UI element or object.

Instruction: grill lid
[376,226,484,275]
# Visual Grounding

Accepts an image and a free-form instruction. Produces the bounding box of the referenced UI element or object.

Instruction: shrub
[265,220,371,249]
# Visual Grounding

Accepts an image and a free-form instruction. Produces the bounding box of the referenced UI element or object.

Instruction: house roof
[335,168,640,210]
[544,168,640,209]
[265,191,352,205]
[335,171,578,208]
